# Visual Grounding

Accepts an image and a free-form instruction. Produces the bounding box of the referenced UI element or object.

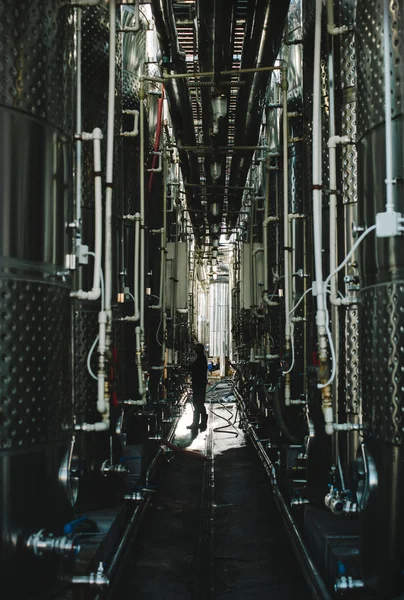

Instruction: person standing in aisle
[187,343,208,431]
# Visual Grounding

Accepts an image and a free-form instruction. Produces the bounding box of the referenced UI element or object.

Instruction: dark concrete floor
[114,383,311,599]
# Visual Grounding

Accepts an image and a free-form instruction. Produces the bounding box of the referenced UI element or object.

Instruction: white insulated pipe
[161,148,168,365]
[282,69,291,338]
[70,128,103,301]
[146,152,163,173]
[97,310,107,414]
[104,0,116,321]
[121,109,139,137]
[139,78,146,342]
[75,421,109,431]
[313,0,333,434]
[312,0,327,361]
[75,7,82,231]
[383,0,394,213]
[133,214,141,320]
[281,67,293,404]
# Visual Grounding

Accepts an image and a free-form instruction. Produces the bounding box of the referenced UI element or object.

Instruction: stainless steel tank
[0,0,75,592]
[356,0,404,595]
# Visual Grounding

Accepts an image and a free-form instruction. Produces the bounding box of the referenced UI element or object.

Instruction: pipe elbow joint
[70,288,101,301]
[327,134,352,148]
[92,127,103,140]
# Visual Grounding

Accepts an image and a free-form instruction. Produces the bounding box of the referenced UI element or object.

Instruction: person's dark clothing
[190,354,208,428]
[191,355,208,389]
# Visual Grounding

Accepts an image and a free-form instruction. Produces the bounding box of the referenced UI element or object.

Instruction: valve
[71,561,109,588]
[291,497,310,506]
[334,576,364,592]
[325,486,358,515]
[101,460,128,476]
[124,490,144,502]
[27,529,80,557]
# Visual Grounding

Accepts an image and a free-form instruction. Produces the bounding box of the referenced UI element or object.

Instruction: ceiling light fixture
[211,201,219,216]
[211,94,227,119]
[210,162,221,180]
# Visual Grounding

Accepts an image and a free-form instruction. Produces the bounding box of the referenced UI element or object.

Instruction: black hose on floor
[268,383,302,445]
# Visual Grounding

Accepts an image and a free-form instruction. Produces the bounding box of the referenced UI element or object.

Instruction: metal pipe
[227,0,290,230]
[162,148,168,365]
[383,0,394,212]
[177,145,271,152]
[149,1,203,234]
[122,213,141,321]
[135,326,146,403]
[150,228,165,310]
[75,7,82,234]
[70,128,103,301]
[252,247,264,307]
[157,66,282,81]
[139,79,146,343]
[104,0,116,326]
[281,68,293,403]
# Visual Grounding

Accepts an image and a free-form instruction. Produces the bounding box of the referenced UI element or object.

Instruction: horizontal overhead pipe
[150,0,203,237]
[227,0,291,231]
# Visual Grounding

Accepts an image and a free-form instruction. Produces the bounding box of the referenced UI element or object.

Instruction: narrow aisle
[113,402,209,599]
[114,382,311,599]
[207,384,311,599]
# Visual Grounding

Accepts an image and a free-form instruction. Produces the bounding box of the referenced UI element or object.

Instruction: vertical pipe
[250,197,255,307]
[326,5,339,463]
[133,214,141,320]
[172,204,179,359]
[282,69,291,336]
[263,154,270,293]
[162,146,168,365]
[139,79,146,343]
[75,7,82,233]
[383,0,394,212]
[312,0,333,434]
[70,129,103,301]
[281,68,292,405]
[105,0,116,321]
[312,0,325,325]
